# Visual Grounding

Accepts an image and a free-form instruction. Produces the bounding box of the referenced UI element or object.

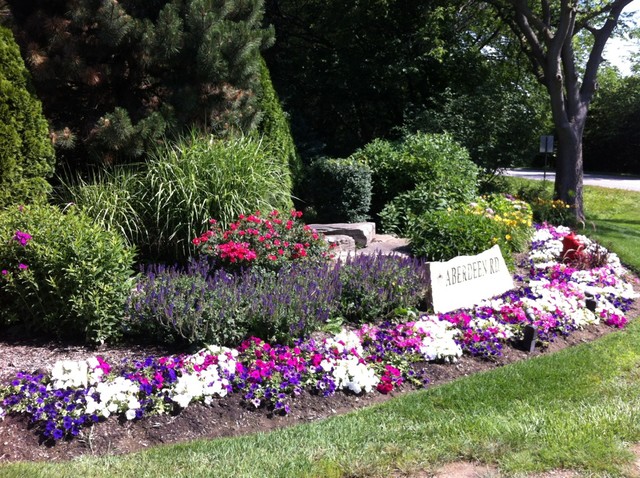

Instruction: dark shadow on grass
[586,218,640,228]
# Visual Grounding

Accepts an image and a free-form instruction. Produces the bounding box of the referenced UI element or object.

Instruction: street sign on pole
[539,135,554,153]
[539,135,554,181]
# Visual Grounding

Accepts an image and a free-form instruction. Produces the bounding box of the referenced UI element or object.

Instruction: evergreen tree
[0,25,55,207]
[7,0,273,169]
[257,55,301,192]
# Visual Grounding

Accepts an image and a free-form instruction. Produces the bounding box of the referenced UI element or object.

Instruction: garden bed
[0,317,630,463]
[0,224,638,464]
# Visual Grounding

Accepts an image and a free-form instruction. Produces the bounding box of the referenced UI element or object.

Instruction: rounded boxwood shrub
[0,26,56,208]
[0,203,136,344]
[306,157,372,223]
[350,132,478,228]
[407,209,505,262]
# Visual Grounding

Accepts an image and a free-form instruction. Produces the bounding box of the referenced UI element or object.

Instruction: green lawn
[583,186,640,274]
[1,182,640,478]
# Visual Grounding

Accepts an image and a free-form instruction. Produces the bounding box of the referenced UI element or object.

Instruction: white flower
[327,356,379,394]
[324,329,364,356]
[413,315,462,362]
[51,359,89,390]
[167,350,231,408]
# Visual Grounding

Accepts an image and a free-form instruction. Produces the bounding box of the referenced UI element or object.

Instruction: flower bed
[1,224,638,443]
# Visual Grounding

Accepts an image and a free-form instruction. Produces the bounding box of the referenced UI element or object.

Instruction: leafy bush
[408,194,532,265]
[193,209,329,272]
[380,180,476,235]
[407,196,532,268]
[127,259,341,346]
[350,132,478,229]
[338,253,429,325]
[468,194,533,253]
[407,210,504,262]
[0,26,56,208]
[306,157,372,223]
[0,204,135,344]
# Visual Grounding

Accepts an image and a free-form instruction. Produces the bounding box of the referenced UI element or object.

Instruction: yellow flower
[505,234,512,241]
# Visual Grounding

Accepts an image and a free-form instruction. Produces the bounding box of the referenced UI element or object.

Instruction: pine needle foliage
[6,0,273,169]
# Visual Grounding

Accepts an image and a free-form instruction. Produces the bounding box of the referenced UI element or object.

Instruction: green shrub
[350,132,478,228]
[407,197,532,269]
[380,180,477,235]
[55,165,148,250]
[0,204,136,344]
[468,194,533,254]
[407,194,533,266]
[408,209,504,263]
[306,157,372,223]
[257,56,302,190]
[0,26,55,208]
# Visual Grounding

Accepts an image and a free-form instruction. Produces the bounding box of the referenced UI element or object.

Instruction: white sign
[428,245,514,313]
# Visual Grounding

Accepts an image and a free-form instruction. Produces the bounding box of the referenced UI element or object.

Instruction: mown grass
[582,186,640,274]
[2,179,640,478]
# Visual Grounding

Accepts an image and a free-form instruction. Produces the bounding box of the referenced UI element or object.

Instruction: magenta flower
[13,230,32,247]
[18,263,28,270]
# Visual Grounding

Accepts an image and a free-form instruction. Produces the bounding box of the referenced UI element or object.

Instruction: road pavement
[504,168,640,192]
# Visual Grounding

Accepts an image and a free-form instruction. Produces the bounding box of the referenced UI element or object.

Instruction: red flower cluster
[376,364,403,394]
[193,210,329,271]
[561,232,585,262]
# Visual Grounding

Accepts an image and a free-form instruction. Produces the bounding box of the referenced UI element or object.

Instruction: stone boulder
[309,222,376,248]
[324,234,356,253]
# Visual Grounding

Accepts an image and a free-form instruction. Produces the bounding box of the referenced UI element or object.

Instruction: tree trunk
[554,119,586,223]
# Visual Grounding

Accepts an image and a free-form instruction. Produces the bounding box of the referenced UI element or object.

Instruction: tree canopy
[479,0,636,220]
[6,0,274,169]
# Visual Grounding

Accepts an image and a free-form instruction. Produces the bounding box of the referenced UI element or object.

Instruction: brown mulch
[0,272,638,464]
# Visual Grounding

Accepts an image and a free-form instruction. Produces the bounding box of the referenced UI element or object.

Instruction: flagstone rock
[309,222,376,248]
[324,234,356,253]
